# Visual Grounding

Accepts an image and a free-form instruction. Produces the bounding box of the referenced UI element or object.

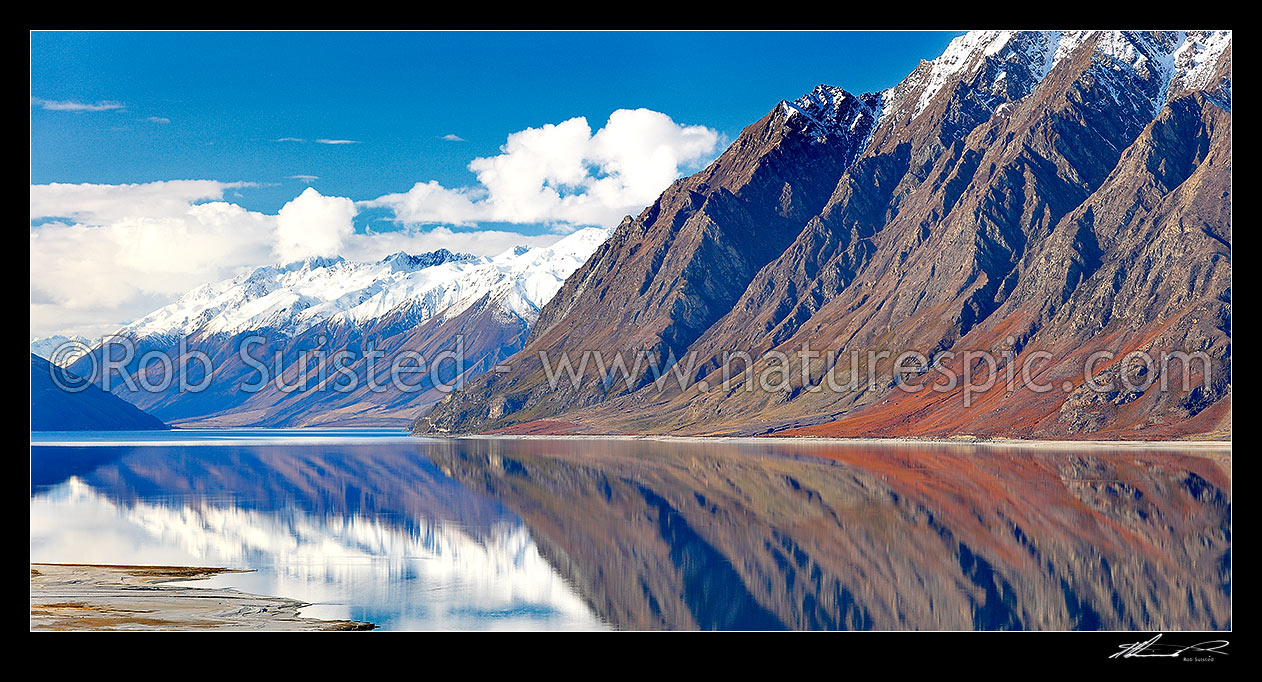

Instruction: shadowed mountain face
[421,31,1231,439]
[68,300,524,429]
[428,439,1230,630]
[416,89,881,433]
[30,354,167,432]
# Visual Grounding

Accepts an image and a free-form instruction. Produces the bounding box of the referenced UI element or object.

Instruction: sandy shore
[30,564,374,631]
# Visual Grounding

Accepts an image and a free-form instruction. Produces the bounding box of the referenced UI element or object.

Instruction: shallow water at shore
[30,430,1230,630]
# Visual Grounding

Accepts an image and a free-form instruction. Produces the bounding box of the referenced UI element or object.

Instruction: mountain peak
[422,29,1230,442]
[881,30,1232,128]
[879,30,1064,125]
[114,231,609,341]
[280,255,346,273]
[378,248,476,270]
[781,84,881,143]
[29,334,91,367]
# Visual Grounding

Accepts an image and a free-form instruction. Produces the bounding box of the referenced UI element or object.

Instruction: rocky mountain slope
[421,30,1231,439]
[67,228,607,427]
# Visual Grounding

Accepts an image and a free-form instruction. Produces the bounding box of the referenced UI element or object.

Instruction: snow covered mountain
[876,30,1231,133]
[30,334,90,367]
[122,228,608,342]
[768,31,1233,170]
[68,228,610,427]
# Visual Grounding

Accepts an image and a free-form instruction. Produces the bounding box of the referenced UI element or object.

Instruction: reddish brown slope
[430,438,1230,629]
[421,89,881,433]
[420,31,1231,440]
[785,90,1231,439]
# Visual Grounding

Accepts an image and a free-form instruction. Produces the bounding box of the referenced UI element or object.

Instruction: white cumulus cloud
[366,108,719,230]
[28,107,714,336]
[28,181,573,336]
[275,187,358,262]
[30,180,251,223]
[30,192,277,337]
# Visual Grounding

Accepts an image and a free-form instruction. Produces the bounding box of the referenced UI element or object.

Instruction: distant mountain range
[420,30,1232,439]
[31,354,167,431]
[62,228,607,427]
[30,335,90,367]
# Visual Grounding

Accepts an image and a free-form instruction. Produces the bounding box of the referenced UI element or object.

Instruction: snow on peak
[120,228,610,340]
[885,30,1232,124]
[1052,31,1231,118]
[781,85,882,142]
[281,255,346,273]
[30,334,91,366]
[1171,30,1232,105]
[883,30,1065,121]
[377,248,478,272]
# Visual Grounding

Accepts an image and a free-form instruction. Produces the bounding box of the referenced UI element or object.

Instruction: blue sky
[30,31,964,337]
[31,31,960,216]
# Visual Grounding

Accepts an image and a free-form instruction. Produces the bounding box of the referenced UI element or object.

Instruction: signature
[1110,634,1229,660]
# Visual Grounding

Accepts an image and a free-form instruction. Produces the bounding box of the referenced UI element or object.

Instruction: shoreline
[31,428,1232,453]
[440,433,1233,452]
[30,563,375,631]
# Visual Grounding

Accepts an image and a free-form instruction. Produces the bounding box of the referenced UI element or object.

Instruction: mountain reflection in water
[30,435,1230,630]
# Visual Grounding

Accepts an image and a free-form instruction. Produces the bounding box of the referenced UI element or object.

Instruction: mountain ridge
[63,228,608,427]
[420,30,1231,439]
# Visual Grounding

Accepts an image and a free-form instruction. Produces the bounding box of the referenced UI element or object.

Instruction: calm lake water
[29,430,1231,631]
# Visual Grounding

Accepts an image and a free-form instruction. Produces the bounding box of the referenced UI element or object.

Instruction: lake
[29,430,1231,630]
